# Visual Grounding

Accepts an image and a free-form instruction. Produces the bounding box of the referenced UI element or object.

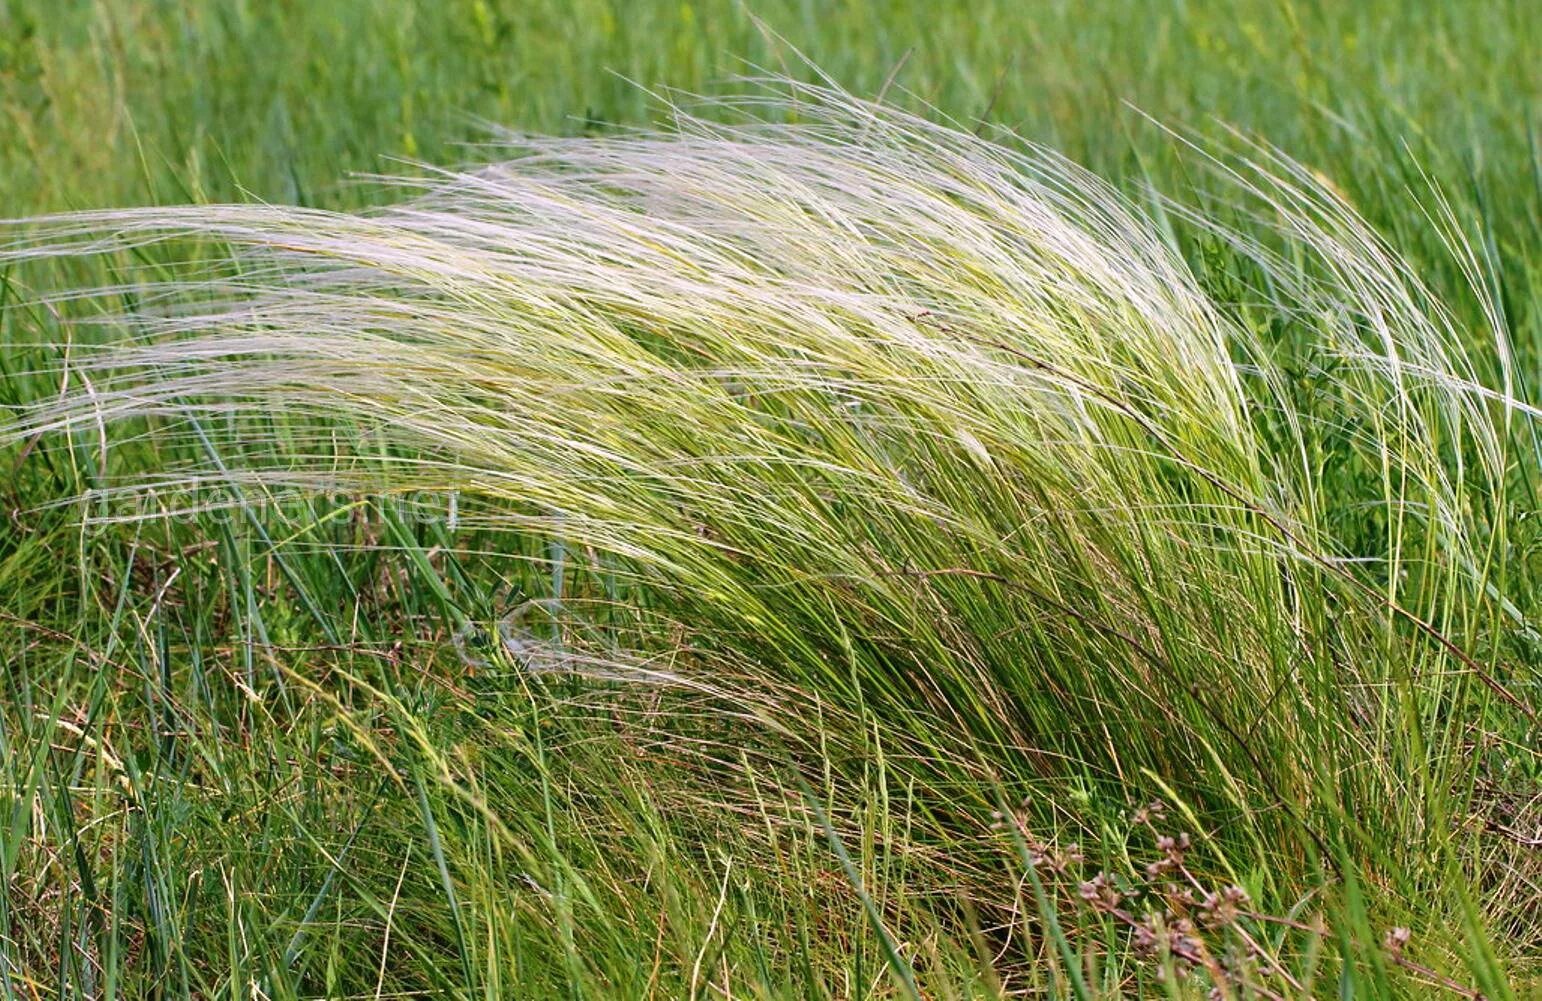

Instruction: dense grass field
[2,1,1539,997]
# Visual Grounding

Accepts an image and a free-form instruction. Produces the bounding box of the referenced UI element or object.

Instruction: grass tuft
[2,78,1537,996]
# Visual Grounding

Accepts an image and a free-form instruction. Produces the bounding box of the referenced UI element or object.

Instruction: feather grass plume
[2,80,1537,976]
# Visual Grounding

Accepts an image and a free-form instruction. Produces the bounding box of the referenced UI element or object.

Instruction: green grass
[1,1,1539,997]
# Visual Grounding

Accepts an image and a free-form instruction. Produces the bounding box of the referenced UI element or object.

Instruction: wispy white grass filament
[1,82,1532,871]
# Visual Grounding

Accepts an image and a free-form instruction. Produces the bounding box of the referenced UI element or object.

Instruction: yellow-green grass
[1,3,1539,997]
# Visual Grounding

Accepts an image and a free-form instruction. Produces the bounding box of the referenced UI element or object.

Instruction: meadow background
[1,1,1539,997]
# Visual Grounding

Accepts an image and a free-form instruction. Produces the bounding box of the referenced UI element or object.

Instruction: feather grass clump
[2,82,1536,954]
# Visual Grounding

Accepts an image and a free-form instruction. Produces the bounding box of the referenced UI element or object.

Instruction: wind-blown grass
[2,82,1537,996]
